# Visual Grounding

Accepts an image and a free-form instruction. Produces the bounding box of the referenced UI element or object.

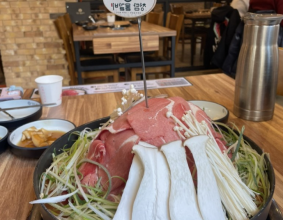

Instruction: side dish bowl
[33,117,275,220]
[82,24,98,31]
[75,20,89,26]
[0,125,8,154]
[0,99,42,131]
[190,100,229,123]
[8,119,76,159]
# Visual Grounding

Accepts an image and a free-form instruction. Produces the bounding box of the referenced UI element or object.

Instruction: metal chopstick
[0,107,15,119]
[0,103,56,111]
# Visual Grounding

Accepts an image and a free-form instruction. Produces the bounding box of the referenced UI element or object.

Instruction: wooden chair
[153,4,163,12]
[144,11,164,58]
[170,4,185,15]
[62,13,114,60]
[145,11,164,26]
[62,13,76,60]
[170,4,207,60]
[54,16,119,85]
[163,12,184,58]
[126,12,184,81]
[170,5,190,60]
[118,12,163,79]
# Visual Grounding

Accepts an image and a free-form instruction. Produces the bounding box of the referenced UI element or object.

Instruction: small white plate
[8,119,76,159]
[9,119,75,146]
[0,99,43,131]
[0,125,8,138]
[189,100,229,123]
[0,100,41,122]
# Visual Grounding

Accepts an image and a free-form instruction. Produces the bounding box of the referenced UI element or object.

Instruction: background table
[0,74,282,219]
[73,21,176,84]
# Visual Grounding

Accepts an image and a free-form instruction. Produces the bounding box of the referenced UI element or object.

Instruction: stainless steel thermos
[233,13,283,121]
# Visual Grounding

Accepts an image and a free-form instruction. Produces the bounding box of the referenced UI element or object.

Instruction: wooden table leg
[181,21,185,62]
[171,36,175,78]
[191,20,196,67]
[74,41,83,84]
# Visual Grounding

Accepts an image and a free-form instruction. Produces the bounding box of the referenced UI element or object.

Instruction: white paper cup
[35,75,63,107]
[107,13,115,23]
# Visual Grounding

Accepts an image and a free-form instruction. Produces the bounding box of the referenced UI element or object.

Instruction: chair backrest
[62,13,76,62]
[54,16,76,85]
[145,11,164,26]
[170,4,184,15]
[153,4,163,12]
[166,12,184,51]
[63,13,73,35]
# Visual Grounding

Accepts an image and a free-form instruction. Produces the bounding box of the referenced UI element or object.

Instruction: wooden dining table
[73,21,176,84]
[0,73,282,219]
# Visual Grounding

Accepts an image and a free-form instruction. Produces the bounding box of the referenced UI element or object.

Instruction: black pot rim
[33,117,275,220]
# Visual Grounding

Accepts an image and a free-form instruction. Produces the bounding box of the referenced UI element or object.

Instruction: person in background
[249,0,283,46]
[231,0,249,17]
[249,0,283,24]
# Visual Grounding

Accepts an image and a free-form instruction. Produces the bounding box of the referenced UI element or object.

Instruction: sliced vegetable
[161,140,203,220]
[30,189,79,204]
[136,141,171,219]
[132,144,158,220]
[155,146,171,220]
[184,135,225,220]
[113,155,144,220]
[37,129,119,219]
[167,110,258,220]
[216,122,270,208]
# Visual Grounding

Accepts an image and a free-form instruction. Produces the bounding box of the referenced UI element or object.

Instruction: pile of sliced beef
[79,96,227,194]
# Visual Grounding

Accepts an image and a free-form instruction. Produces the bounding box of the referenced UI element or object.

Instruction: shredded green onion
[37,120,270,220]
[38,128,120,219]
[215,122,270,209]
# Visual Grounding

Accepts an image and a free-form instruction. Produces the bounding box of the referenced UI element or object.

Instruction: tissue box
[0,88,22,101]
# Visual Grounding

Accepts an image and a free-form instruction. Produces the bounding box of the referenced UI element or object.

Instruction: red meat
[79,97,227,194]
[62,89,78,96]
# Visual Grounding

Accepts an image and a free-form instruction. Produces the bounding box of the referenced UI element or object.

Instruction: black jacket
[204,6,241,69]
[221,21,244,78]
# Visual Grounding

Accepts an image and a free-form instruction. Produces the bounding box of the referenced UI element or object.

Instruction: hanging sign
[103,0,156,18]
